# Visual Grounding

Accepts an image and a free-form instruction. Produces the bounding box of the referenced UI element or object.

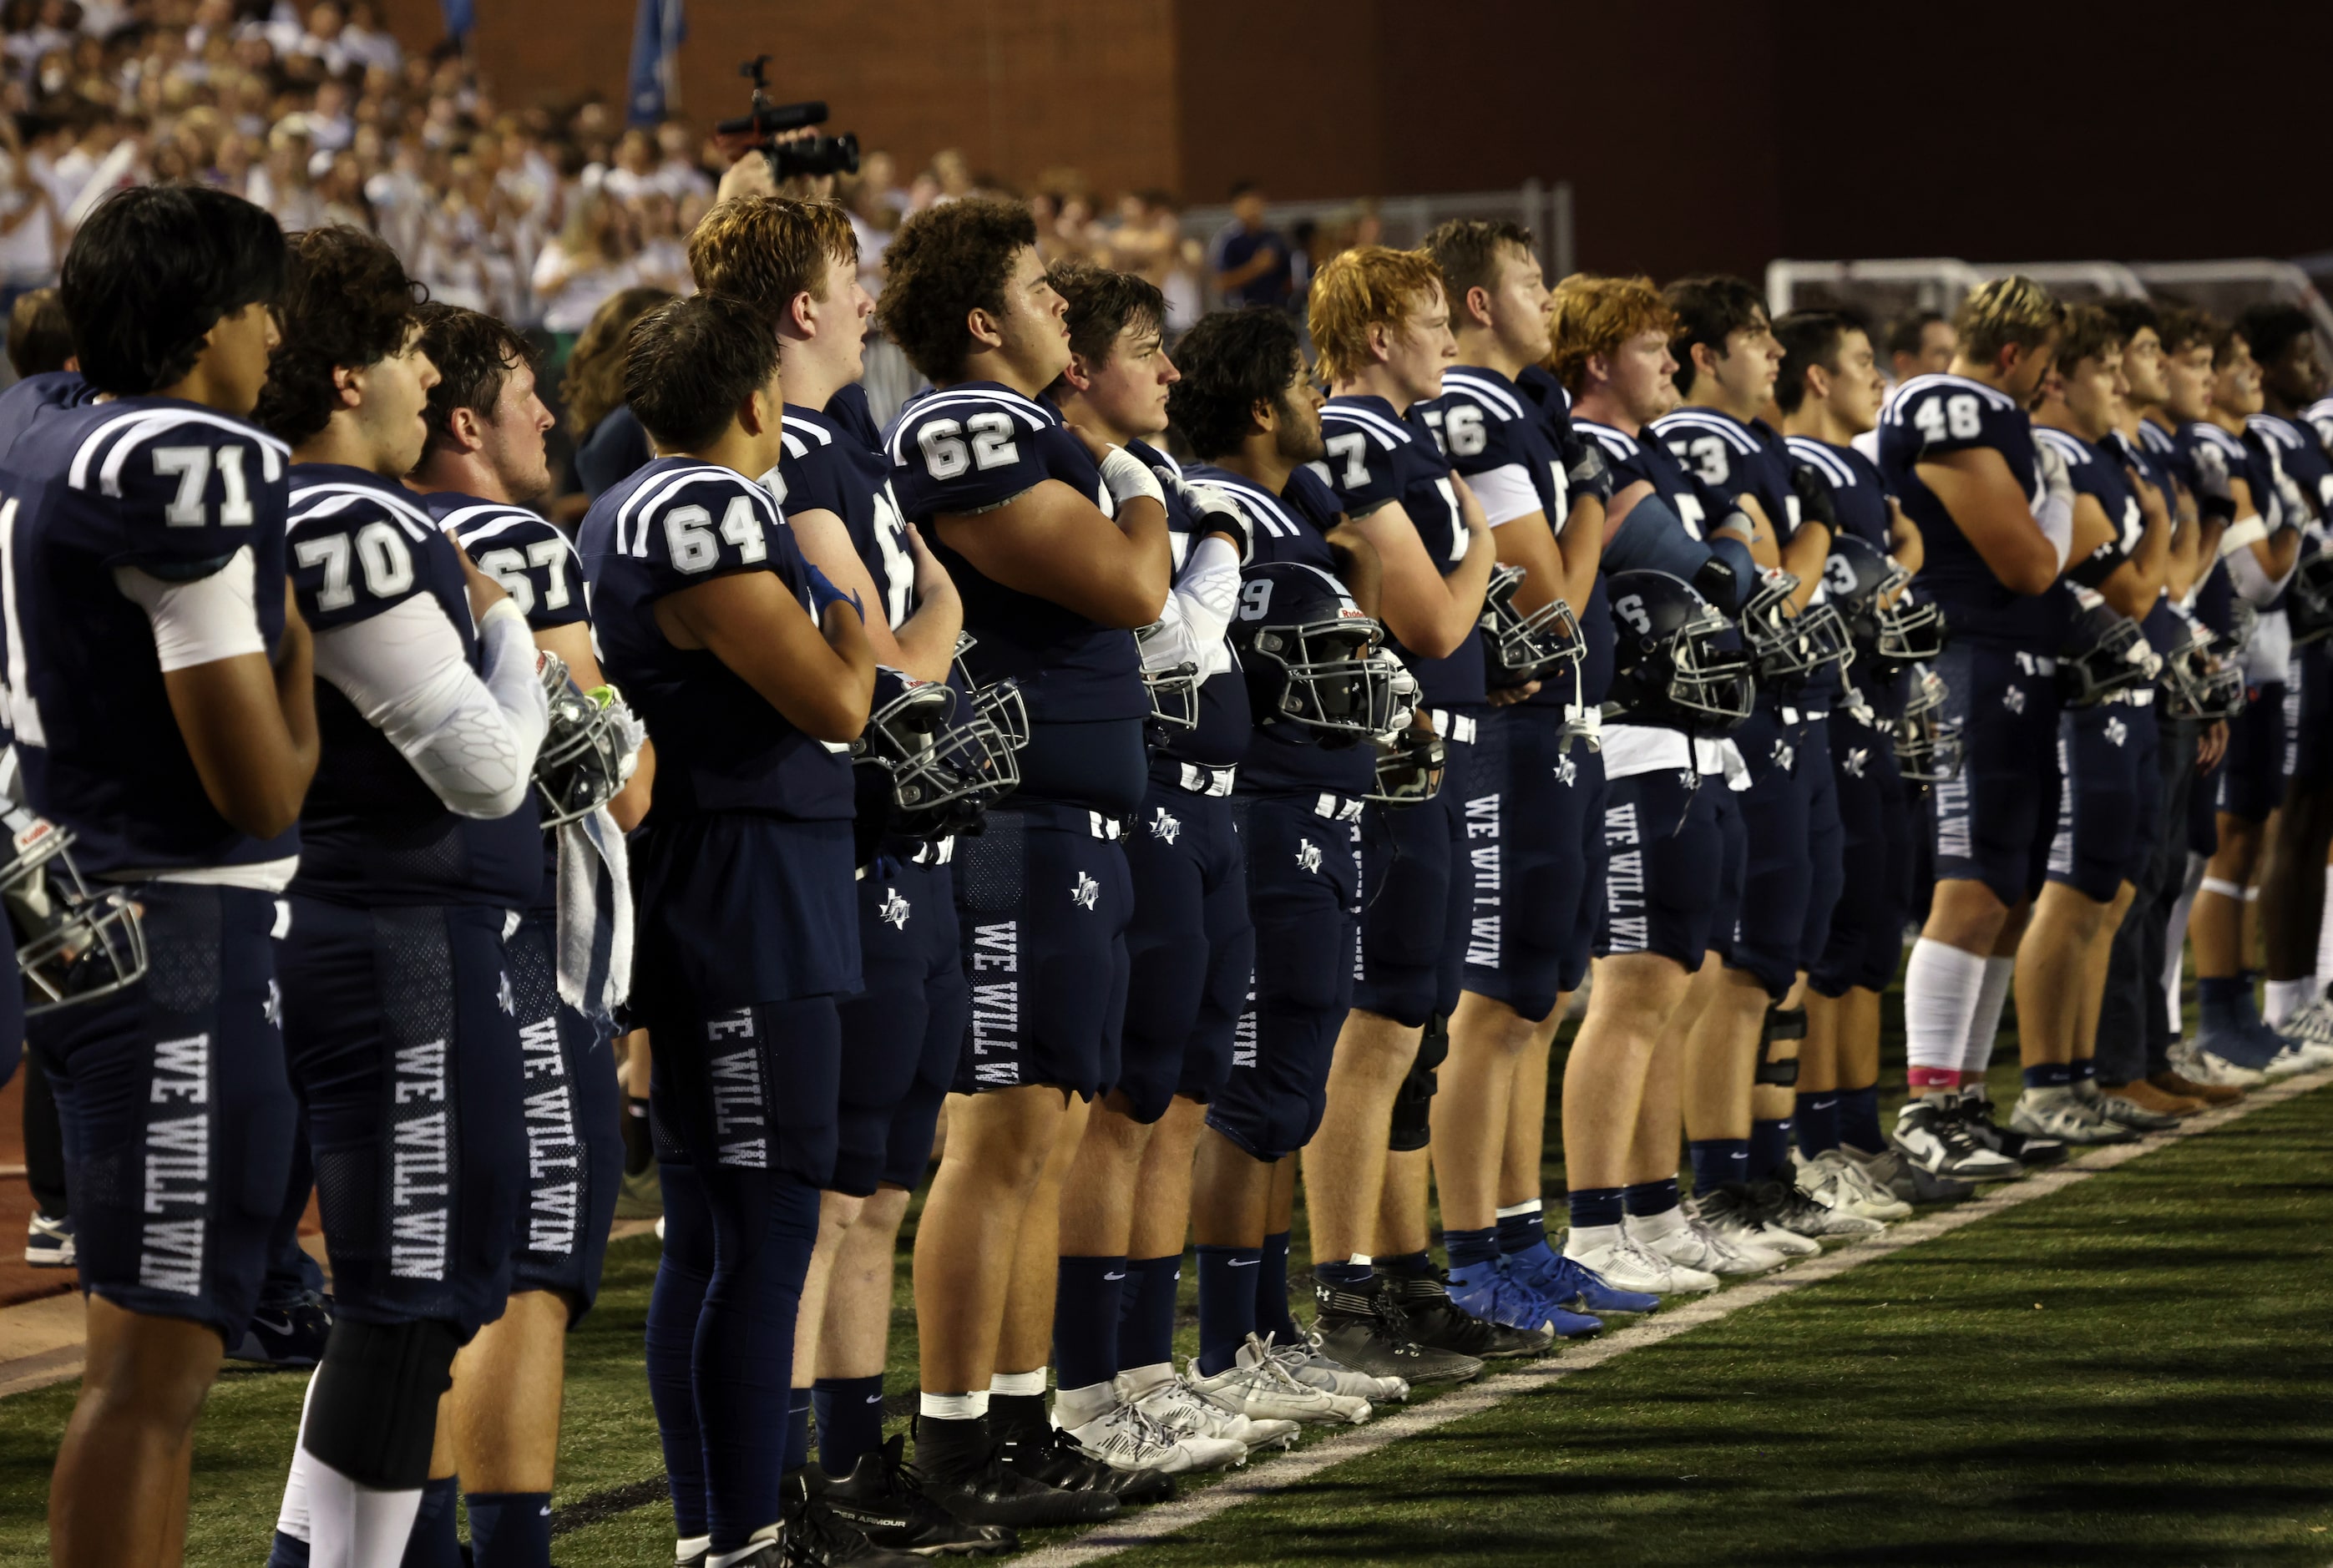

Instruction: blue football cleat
[1449,1258,1602,1339]
[1511,1245,1662,1316]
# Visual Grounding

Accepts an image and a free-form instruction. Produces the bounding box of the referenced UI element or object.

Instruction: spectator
[1208,179,1293,309]
[5,281,68,375]
[560,281,671,498]
[532,187,641,344]
[1885,308,1956,385]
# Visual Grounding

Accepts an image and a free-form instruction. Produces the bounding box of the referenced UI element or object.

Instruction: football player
[582,293,882,1567]
[1651,278,1861,1257]
[2023,306,2170,1143]
[409,302,649,1568]
[681,196,1014,1556]
[1040,257,1288,1462]
[2234,302,2333,1057]
[1414,220,1613,1333]
[2182,320,2301,1077]
[1552,273,1753,1294]
[258,227,550,1568]
[1169,306,1465,1393]
[1298,244,1548,1366]
[2088,297,2234,1115]
[1885,310,1957,391]
[1773,310,1940,1211]
[878,199,1168,1522]
[13,185,316,1568]
[1880,276,2071,1181]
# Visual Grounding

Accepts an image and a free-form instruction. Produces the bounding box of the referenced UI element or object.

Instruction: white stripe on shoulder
[1319,403,1410,448]
[1880,372,2016,426]
[1206,474,1302,538]
[615,463,737,556]
[1783,437,1856,487]
[1440,370,1525,422]
[286,481,439,539]
[2187,423,2245,456]
[1648,410,1759,453]
[781,414,835,446]
[2034,427,2093,465]
[446,504,556,548]
[883,388,1052,459]
[1573,420,1639,459]
[73,408,291,495]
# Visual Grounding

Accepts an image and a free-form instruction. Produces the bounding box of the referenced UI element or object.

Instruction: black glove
[1789,462,1839,534]
[1562,437,1614,503]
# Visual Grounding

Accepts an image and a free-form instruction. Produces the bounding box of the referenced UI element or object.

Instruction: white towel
[555,805,632,1018]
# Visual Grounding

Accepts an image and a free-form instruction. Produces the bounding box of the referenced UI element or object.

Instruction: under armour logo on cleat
[1149,807,1182,844]
[2002,685,2027,715]
[878,887,911,929]
[1070,871,1100,910]
[1295,837,1323,874]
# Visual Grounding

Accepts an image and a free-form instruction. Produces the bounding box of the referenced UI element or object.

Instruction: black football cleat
[780,1469,926,1565]
[821,1435,1018,1555]
[227,1292,333,1368]
[994,1424,1175,1505]
[1376,1267,1553,1360]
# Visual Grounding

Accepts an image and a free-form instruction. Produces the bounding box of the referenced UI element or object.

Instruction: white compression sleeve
[1137,535,1242,680]
[311,595,549,819]
[1903,938,1986,1077]
[113,548,267,671]
[1961,955,2017,1080]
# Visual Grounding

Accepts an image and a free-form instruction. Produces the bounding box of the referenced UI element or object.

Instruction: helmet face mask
[1825,535,1946,670]
[2057,596,2160,709]
[1233,562,1399,746]
[1738,570,1852,683]
[1606,569,1754,731]
[1139,658,1202,731]
[2162,624,2245,721]
[1480,563,1585,690]
[1367,723,1446,805]
[2287,548,2333,647]
[1892,665,1963,783]
[952,632,1030,751]
[0,811,147,1015]
[533,659,639,828]
[852,670,1020,843]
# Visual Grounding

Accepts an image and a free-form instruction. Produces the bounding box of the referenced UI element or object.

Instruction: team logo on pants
[1553,753,1578,787]
[1070,871,1100,910]
[1295,837,1323,874]
[518,1014,582,1255]
[2103,716,2128,748]
[1149,807,1182,845]
[878,887,911,929]
[1602,802,1647,954]
[2002,685,2027,715]
[140,1030,213,1296]
[1843,746,1870,778]
[706,1009,767,1169]
[969,921,1020,1087]
[388,1036,453,1279]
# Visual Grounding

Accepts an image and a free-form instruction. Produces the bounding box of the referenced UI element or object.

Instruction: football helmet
[1738,569,1853,685]
[1823,533,1947,670]
[0,807,147,1015]
[532,653,645,828]
[1603,569,1754,730]
[2161,615,2245,721]
[1478,563,1583,690]
[1892,665,1963,784]
[1367,721,1447,806]
[2057,588,2160,709]
[951,632,1030,751]
[850,667,1020,847]
[2284,543,2333,647]
[1136,651,1202,731]
[1230,560,1398,744]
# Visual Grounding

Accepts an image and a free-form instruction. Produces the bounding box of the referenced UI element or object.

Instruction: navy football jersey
[288,464,542,908]
[1312,392,1485,708]
[1576,417,1734,542]
[1187,462,1375,799]
[1,389,297,878]
[779,402,915,629]
[1879,372,2060,650]
[1131,438,1250,768]
[2251,412,2333,529]
[1783,436,1890,550]
[2107,427,2184,655]
[428,493,588,630]
[884,382,1145,726]
[2179,421,2279,529]
[1649,406,1802,541]
[581,457,853,822]
[2305,397,2333,458]
[824,381,884,455]
[2033,427,2144,592]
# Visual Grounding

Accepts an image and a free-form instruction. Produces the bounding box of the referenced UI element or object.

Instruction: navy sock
[1748,1118,1794,1182]
[267,1532,312,1568]
[397,1476,460,1568]
[464,1491,551,1568]
[1495,1205,1546,1256]
[785,1388,813,1474]
[988,1390,1048,1444]
[1688,1138,1750,1191]
[1621,1177,1678,1217]
[621,1095,654,1176]
[1118,1254,1182,1373]
[1838,1086,1884,1153]
[2022,1062,2072,1090]
[1567,1186,1625,1229]
[1441,1226,1499,1273]
[644,1160,713,1540]
[1257,1231,1299,1340]
[1371,1250,1433,1277]
[2072,1058,2097,1083]
[1051,1256,1126,1391]
[1196,1243,1261,1376]
[1794,1092,1841,1156]
[812,1374,888,1477]
[2199,975,2243,1017]
[1313,1257,1374,1289]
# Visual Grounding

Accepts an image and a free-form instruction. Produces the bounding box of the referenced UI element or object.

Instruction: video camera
[716,54,859,181]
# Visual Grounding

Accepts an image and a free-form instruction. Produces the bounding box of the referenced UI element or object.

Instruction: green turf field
[5,1060,2330,1567]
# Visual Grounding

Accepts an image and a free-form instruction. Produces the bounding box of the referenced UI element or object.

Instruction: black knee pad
[301,1318,462,1489]
[1387,1013,1449,1153]
[1755,1004,1804,1087]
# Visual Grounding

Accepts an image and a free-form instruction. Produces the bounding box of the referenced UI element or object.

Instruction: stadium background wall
[374,0,2330,281]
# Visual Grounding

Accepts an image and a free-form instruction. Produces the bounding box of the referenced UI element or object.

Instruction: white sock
[2315,865,2333,984]
[2164,853,2206,1035]
[1052,1378,1116,1429]
[675,1538,711,1568]
[1961,956,2017,1080]
[1494,1197,1543,1220]
[1905,938,1987,1075]
[275,1371,321,1545]
[303,1455,423,1568]
[988,1368,1047,1398]
[1118,1360,1175,1393]
[1563,1222,1622,1257]
[918,1389,989,1420]
[2265,976,2316,1027]
[1624,1207,1688,1242]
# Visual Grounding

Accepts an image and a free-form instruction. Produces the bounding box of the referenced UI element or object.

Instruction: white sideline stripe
[1020,1068,2333,1567]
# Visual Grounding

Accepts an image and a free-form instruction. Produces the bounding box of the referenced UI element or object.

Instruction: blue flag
[438,0,473,38]
[626,0,686,126]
